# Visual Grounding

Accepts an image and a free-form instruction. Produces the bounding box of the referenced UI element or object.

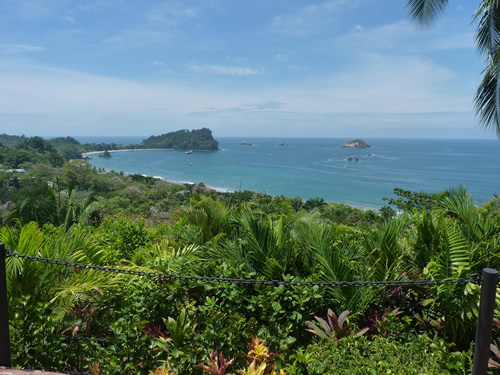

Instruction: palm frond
[438,190,492,243]
[364,214,408,281]
[407,0,448,29]
[474,53,500,136]
[426,223,470,280]
[473,0,500,56]
[78,201,100,226]
[316,241,373,312]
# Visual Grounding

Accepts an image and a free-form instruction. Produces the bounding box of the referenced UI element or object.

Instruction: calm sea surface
[78,137,500,209]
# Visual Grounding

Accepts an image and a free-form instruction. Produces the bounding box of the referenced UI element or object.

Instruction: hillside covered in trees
[140,128,219,150]
[0,134,499,374]
[0,129,219,169]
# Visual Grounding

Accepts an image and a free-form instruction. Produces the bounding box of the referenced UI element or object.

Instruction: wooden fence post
[472,268,498,375]
[0,242,12,367]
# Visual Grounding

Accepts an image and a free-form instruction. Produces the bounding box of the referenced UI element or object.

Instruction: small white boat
[185,150,193,154]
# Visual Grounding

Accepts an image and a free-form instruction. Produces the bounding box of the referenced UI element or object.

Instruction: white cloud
[273,53,289,62]
[0,52,477,138]
[61,15,77,24]
[188,64,265,76]
[0,44,45,54]
[146,3,199,24]
[103,28,173,48]
[271,0,347,37]
[0,54,468,117]
[277,54,467,114]
[287,65,310,71]
[2,0,61,20]
[332,20,474,53]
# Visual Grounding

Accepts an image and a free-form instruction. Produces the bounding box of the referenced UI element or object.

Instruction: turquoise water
[82,137,500,209]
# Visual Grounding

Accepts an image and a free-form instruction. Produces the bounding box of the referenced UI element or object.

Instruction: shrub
[305,334,472,375]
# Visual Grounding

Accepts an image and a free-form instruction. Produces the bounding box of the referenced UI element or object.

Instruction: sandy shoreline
[82,148,173,156]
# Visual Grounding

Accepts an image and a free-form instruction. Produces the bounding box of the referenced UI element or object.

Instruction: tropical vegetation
[0,135,499,374]
[0,128,218,170]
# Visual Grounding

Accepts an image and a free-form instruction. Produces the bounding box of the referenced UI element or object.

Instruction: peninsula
[30,128,220,160]
[342,138,370,148]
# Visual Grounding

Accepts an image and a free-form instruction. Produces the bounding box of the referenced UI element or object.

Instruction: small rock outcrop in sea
[101,150,112,158]
[241,141,252,146]
[342,138,370,148]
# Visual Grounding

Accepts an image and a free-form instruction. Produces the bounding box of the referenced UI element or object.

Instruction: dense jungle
[1,135,500,374]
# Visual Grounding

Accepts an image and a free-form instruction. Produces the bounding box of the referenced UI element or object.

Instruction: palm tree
[407,0,500,136]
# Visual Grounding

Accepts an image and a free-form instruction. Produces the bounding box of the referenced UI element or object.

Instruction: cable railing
[0,243,498,375]
[4,248,482,287]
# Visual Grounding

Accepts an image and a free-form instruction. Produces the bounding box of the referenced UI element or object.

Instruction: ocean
[78,136,500,209]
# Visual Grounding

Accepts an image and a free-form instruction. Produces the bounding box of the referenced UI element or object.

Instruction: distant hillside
[49,136,84,159]
[0,133,28,146]
[141,128,219,150]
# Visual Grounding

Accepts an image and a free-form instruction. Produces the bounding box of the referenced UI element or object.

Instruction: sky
[0,0,495,139]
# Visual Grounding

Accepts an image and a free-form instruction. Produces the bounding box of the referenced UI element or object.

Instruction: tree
[382,187,447,212]
[407,0,500,136]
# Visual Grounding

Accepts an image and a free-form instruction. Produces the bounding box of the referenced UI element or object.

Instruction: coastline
[82,148,220,157]
[82,148,174,156]
[84,138,500,210]
[87,166,379,211]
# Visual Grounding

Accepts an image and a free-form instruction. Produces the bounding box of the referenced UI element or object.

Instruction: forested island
[141,128,219,150]
[0,133,499,374]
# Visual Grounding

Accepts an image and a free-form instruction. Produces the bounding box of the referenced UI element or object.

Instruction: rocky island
[99,150,112,158]
[342,138,370,148]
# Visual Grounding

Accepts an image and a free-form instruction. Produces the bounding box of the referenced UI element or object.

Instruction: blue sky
[0,0,494,139]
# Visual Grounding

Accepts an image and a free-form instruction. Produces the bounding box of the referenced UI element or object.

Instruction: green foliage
[141,128,219,150]
[383,187,448,212]
[7,181,59,226]
[1,152,497,374]
[48,137,84,159]
[162,308,196,349]
[5,182,100,229]
[303,197,326,211]
[306,334,472,374]
[102,218,152,260]
[0,133,28,146]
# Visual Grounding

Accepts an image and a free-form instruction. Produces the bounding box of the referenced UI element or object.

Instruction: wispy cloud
[287,65,310,71]
[0,53,468,116]
[0,44,45,53]
[103,28,173,48]
[3,0,60,20]
[61,15,77,24]
[205,101,286,112]
[188,64,265,76]
[271,0,347,37]
[146,3,199,24]
[332,20,474,53]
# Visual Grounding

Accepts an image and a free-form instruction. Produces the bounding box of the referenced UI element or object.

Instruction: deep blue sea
[77,136,500,209]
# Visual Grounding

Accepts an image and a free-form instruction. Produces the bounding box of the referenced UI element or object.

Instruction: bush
[305,334,472,375]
